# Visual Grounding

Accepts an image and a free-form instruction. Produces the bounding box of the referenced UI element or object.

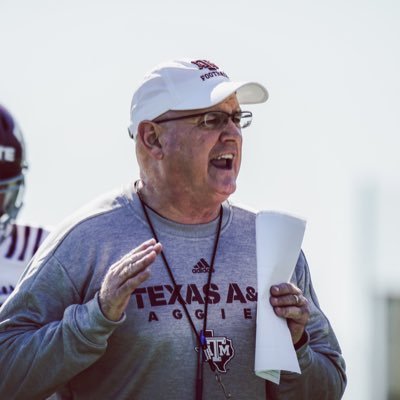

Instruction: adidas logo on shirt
[192,258,215,273]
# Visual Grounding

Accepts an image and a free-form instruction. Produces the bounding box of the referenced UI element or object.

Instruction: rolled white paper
[254,211,306,384]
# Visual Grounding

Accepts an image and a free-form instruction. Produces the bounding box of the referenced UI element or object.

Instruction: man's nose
[219,119,242,142]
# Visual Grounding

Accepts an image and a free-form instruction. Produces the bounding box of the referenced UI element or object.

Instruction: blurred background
[1,0,399,398]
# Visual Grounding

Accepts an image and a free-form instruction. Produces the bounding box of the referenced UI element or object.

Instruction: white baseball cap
[128,58,269,139]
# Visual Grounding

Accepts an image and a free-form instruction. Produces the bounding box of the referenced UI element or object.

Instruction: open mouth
[210,153,234,170]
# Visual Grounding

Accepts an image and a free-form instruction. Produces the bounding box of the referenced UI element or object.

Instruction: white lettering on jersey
[0,146,15,162]
[0,223,49,306]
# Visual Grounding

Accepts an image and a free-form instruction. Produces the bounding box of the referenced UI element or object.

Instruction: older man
[0,59,346,399]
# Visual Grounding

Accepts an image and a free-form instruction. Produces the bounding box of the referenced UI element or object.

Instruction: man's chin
[212,183,237,200]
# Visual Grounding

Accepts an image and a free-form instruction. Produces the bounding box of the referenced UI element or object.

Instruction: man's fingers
[270,282,302,296]
[269,282,310,327]
[119,250,157,285]
[270,293,307,307]
[132,238,157,252]
[102,241,162,295]
[273,304,308,321]
[110,242,161,274]
[106,251,157,307]
[269,282,307,312]
[98,241,162,321]
[118,266,152,297]
[110,239,158,269]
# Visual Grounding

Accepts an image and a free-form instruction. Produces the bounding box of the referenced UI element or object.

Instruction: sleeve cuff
[72,292,126,346]
[294,330,309,351]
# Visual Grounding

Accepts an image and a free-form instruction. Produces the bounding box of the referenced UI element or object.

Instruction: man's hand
[269,282,310,345]
[99,238,162,321]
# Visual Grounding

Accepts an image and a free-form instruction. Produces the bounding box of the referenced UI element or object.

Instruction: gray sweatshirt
[0,185,346,399]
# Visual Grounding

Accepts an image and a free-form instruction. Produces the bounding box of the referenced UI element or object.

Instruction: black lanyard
[137,191,223,400]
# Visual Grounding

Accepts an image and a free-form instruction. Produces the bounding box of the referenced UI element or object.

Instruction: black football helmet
[0,104,27,243]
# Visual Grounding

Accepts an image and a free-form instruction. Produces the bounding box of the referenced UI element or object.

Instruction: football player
[0,104,49,306]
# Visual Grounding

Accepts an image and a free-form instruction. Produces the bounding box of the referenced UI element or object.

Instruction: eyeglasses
[154,110,253,130]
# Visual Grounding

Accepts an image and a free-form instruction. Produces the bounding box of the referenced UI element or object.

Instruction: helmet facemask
[0,174,25,242]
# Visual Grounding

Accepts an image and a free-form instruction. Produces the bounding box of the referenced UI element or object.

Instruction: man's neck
[136,182,222,224]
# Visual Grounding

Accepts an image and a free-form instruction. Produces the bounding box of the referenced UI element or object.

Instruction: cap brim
[171,81,269,111]
[236,82,269,104]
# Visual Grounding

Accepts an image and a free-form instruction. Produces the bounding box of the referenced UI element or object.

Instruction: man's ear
[137,121,163,159]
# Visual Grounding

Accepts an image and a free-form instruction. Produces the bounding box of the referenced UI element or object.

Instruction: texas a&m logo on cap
[191,60,229,81]
[191,60,219,71]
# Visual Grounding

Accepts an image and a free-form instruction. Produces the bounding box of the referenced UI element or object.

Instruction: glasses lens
[200,111,252,130]
[202,112,227,130]
[239,112,252,129]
